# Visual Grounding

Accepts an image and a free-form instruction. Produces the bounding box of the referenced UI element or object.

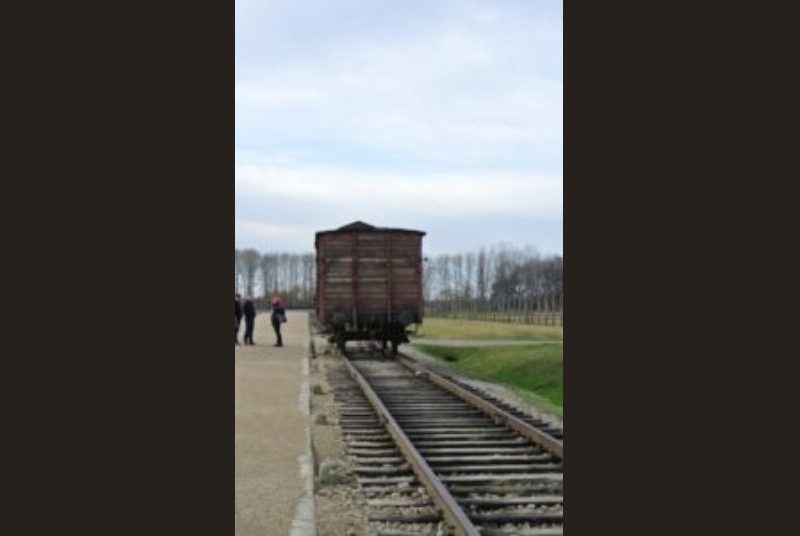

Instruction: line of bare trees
[423,244,564,326]
[234,244,563,323]
[234,249,314,309]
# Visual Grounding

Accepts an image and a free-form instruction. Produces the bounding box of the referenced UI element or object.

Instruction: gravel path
[235,311,310,536]
[310,340,372,536]
[411,339,563,347]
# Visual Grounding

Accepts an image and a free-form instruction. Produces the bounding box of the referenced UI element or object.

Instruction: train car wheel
[335,333,346,355]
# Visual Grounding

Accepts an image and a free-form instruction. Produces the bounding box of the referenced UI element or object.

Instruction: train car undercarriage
[324,318,415,356]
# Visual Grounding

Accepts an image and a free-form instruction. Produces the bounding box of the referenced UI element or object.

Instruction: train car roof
[315,221,426,238]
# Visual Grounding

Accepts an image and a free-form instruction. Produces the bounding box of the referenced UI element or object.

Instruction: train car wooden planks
[315,221,426,354]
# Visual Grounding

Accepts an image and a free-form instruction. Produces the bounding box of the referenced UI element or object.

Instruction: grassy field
[411,317,563,341]
[414,343,563,415]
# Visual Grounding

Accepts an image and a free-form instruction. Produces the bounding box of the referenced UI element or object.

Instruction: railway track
[396,352,563,442]
[327,343,564,536]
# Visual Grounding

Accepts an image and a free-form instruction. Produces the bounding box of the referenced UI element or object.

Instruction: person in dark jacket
[243,297,257,345]
[235,294,243,345]
[270,296,285,347]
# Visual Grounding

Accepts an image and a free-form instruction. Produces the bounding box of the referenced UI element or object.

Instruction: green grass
[411,317,563,341]
[415,343,563,415]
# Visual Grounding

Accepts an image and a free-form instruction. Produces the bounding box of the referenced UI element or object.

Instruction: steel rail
[341,356,480,536]
[397,353,564,460]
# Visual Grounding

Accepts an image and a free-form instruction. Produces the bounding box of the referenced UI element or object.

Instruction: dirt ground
[235,311,311,536]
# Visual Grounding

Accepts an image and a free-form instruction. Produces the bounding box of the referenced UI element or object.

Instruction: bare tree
[477,248,487,301]
[233,243,561,320]
[239,248,261,297]
[423,243,563,325]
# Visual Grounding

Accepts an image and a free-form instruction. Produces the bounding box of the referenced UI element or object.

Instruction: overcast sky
[235,0,562,255]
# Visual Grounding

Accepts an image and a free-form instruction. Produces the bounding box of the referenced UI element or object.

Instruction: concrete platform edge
[289,338,316,536]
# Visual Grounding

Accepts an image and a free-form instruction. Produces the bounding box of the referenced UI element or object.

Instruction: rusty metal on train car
[315,221,426,355]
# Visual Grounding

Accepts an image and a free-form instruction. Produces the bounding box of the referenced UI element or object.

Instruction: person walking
[235,294,243,345]
[243,297,257,345]
[270,296,286,347]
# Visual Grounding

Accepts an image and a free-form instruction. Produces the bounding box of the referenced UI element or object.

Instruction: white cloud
[235,153,562,219]
[235,1,563,252]
[234,220,313,242]
[234,85,327,111]
[235,7,562,160]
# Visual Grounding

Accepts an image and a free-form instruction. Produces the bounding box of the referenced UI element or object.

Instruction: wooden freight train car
[315,221,426,354]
